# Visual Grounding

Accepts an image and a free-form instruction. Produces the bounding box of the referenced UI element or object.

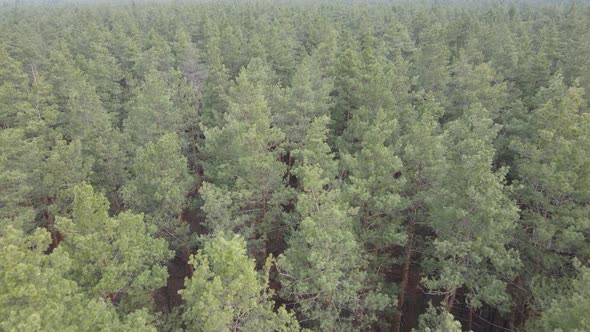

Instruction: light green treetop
[412,302,464,332]
[180,233,300,332]
[56,183,173,313]
[0,226,157,332]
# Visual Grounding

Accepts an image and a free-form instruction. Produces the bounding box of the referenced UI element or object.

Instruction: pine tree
[446,55,509,122]
[199,34,231,129]
[533,264,590,332]
[340,108,405,321]
[273,55,332,152]
[218,22,246,75]
[423,104,520,312]
[476,19,518,80]
[393,93,446,332]
[262,20,299,82]
[132,30,175,78]
[412,302,464,332]
[513,32,552,107]
[412,22,451,103]
[121,133,194,246]
[0,226,158,332]
[74,41,124,116]
[510,74,590,310]
[200,60,286,255]
[331,40,363,137]
[0,46,30,129]
[24,73,59,140]
[41,138,93,217]
[180,233,300,332]
[557,2,590,96]
[56,183,173,313]
[172,27,199,78]
[0,129,40,232]
[106,9,143,74]
[44,41,125,202]
[124,69,197,149]
[278,116,389,331]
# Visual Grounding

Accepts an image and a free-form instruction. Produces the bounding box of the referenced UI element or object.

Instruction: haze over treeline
[4,0,590,7]
[1,0,589,331]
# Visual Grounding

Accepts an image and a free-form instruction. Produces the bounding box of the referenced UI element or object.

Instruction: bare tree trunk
[393,206,417,332]
[286,153,292,184]
[445,288,457,311]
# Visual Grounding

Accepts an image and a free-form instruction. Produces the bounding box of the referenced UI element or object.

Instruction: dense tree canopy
[1,0,589,331]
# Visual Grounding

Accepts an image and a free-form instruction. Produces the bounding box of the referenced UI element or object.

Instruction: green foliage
[511,74,590,307]
[413,303,464,332]
[0,129,40,231]
[200,60,287,252]
[199,34,231,129]
[446,56,509,121]
[122,133,194,245]
[0,47,30,129]
[180,233,300,332]
[340,108,406,309]
[133,30,175,78]
[2,2,590,331]
[201,60,284,187]
[533,264,590,332]
[424,104,520,310]
[41,138,93,215]
[0,226,157,332]
[412,22,451,102]
[273,55,333,151]
[279,117,389,330]
[124,69,198,148]
[56,183,173,313]
[399,93,445,197]
[75,42,124,114]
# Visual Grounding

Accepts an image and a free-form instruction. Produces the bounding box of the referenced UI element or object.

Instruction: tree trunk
[286,153,292,184]
[184,246,193,277]
[42,203,63,253]
[392,206,417,332]
[355,292,366,329]
[445,288,457,311]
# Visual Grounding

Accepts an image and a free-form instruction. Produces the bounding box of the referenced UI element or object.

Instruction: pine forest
[1,0,590,331]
